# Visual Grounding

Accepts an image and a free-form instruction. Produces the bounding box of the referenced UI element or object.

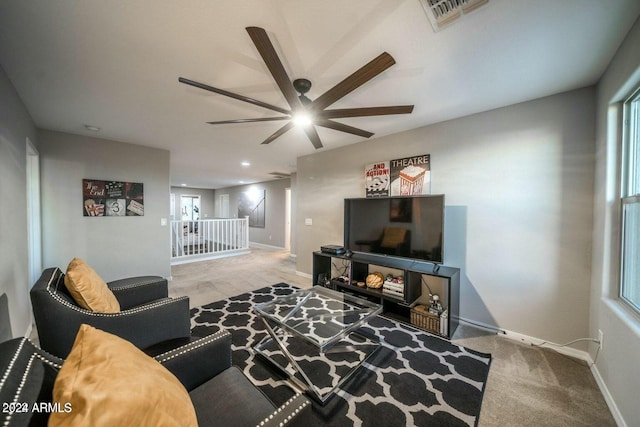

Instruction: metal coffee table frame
[253,286,382,404]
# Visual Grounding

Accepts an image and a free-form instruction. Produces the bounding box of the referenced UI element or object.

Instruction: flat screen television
[344,195,445,264]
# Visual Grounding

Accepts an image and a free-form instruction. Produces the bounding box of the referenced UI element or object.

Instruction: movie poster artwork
[365,154,431,197]
[364,161,390,197]
[83,179,144,217]
[390,154,431,196]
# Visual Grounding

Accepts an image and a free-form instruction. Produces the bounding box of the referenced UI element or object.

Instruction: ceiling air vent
[419,0,489,32]
[268,172,291,179]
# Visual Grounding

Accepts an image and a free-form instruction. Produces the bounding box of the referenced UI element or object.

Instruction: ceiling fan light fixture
[292,112,313,128]
[179,27,413,149]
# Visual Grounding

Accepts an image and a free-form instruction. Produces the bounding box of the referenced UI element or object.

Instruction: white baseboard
[249,242,285,250]
[296,271,312,280]
[499,329,591,362]
[455,316,504,334]
[170,249,250,265]
[590,362,626,427]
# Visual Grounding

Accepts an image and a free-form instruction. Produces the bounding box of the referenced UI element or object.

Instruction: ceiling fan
[179,27,414,149]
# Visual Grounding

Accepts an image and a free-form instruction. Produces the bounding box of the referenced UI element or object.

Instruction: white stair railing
[171,218,249,263]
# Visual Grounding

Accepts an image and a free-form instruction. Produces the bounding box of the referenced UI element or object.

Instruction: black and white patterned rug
[190,284,491,427]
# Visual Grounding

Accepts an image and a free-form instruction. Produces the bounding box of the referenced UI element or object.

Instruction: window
[621,88,640,313]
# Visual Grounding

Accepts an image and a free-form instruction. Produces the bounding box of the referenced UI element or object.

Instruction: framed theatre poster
[365,154,431,197]
[83,179,144,217]
[389,154,431,196]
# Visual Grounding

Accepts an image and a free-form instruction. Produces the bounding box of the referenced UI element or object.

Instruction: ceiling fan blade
[310,52,396,112]
[179,77,290,115]
[261,122,294,145]
[246,27,303,112]
[315,119,374,138]
[303,126,323,149]
[318,105,414,119]
[207,116,290,125]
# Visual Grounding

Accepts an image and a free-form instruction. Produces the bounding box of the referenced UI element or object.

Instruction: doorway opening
[218,194,230,218]
[181,195,201,221]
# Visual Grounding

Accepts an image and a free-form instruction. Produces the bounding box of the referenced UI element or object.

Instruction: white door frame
[26,138,42,286]
[218,194,230,218]
[285,188,291,251]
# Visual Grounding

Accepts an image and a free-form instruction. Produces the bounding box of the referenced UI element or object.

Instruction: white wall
[591,16,640,427]
[39,130,171,281]
[0,65,38,339]
[214,178,291,248]
[296,87,596,346]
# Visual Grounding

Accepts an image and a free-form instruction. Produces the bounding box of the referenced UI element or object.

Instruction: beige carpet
[170,247,615,427]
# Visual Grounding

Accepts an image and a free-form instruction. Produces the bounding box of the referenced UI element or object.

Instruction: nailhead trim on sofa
[257,393,311,427]
[45,268,188,317]
[0,338,64,427]
[155,330,230,363]
[109,278,167,291]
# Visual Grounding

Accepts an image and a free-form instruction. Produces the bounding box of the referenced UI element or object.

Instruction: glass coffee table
[253,286,382,404]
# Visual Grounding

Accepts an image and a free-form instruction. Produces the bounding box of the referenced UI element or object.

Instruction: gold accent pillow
[49,324,198,427]
[64,258,120,313]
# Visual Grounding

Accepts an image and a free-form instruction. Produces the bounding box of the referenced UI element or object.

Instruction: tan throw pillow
[49,324,198,427]
[64,258,120,313]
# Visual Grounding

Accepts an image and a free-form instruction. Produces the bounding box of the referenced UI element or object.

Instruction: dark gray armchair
[30,267,191,358]
[0,331,310,426]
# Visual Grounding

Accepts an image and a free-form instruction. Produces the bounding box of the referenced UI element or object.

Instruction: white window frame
[620,87,640,313]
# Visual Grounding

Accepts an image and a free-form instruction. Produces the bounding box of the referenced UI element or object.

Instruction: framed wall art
[365,154,431,197]
[83,179,144,217]
[238,189,265,228]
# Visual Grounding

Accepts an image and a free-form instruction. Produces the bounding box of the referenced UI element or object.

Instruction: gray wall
[39,130,171,281]
[214,178,291,248]
[290,173,297,256]
[0,66,38,338]
[592,16,640,426]
[170,186,215,220]
[296,87,596,347]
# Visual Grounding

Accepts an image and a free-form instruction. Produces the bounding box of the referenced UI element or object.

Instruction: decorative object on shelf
[382,275,405,298]
[357,281,366,287]
[365,272,384,289]
[82,179,144,217]
[429,294,443,315]
[365,154,431,197]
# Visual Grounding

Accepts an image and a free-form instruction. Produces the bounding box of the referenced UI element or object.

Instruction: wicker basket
[410,306,440,334]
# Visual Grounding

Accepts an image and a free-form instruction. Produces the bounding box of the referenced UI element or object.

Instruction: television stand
[312,251,460,338]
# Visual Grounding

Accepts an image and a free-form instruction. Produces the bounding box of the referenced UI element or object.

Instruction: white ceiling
[1,0,639,189]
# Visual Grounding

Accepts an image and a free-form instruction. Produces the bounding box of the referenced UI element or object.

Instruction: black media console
[312,251,460,338]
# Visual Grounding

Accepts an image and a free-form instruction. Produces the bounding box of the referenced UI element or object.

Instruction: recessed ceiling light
[241,161,251,167]
[84,125,101,132]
